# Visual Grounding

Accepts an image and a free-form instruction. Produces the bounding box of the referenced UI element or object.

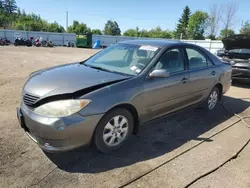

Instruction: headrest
[137,50,147,57]
[162,51,179,62]
[190,57,202,63]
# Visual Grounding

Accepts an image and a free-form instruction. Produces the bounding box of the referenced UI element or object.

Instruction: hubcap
[103,115,129,147]
[208,90,218,110]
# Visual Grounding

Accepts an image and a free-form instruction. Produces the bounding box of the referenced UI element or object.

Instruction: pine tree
[0,0,4,10]
[175,6,191,39]
[3,0,17,13]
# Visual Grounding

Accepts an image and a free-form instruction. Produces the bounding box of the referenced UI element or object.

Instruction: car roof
[119,39,182,47]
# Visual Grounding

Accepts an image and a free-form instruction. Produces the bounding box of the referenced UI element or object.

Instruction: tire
[205,86,220,111]
[94,108,134,153]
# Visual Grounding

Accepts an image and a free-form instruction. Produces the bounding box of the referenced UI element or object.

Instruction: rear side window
[186,48,213,69]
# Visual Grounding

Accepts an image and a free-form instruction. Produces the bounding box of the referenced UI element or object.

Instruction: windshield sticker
[135,69,141,73]
[139,45,158,51]
[130,66,137,71]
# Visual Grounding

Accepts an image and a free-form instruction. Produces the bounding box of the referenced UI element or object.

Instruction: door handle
[181,77,188,84]
[211,71,216,76]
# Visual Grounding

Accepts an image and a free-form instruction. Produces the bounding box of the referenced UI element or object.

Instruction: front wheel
[94,108,134,153]
[206,87,220,111]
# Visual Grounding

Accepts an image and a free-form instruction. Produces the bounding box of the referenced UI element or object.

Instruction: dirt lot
[0,46,250,188]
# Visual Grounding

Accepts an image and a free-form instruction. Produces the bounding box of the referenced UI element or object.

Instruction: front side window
[186,48,211,69]
[154,48,185,74]
[84,44,160,75]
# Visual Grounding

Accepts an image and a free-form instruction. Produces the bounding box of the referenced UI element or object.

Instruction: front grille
[23,93,40,107]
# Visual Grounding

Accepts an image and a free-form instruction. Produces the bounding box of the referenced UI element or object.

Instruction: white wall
[0,29,223,53]
[0,29,76,46]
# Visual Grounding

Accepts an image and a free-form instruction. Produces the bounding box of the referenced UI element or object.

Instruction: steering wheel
[136,63,146,69]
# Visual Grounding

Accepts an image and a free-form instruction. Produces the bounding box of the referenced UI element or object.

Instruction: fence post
[209,40,212,52]
[63,34,65,46]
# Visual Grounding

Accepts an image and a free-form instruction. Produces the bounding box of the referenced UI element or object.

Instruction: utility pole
[66,11,68,32]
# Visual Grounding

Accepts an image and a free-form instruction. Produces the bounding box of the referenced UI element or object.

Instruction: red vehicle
[34,38,41,47]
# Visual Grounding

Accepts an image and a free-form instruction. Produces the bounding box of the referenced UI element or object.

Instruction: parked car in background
[17,40,232,153]
[219,34,250,80]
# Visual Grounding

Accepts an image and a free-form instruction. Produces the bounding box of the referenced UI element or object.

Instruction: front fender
[78,77,144,117]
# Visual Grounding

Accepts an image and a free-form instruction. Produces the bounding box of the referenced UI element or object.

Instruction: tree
[3,0,17,13]
[17,7,20,15]
[0,0,65,32]
[103,20,121,35]
[91,29,102,35]
[67,20,90,34]
[207,4,222,39]
[219,29,235,39]
[148,26,174,38]
[47,22,65,33]
[187,11,209,40]
[175,6,191,39]
[240,21,250,35]
[123,28,138,37]
[221,1,238,37]
[0,0,4,10]
[21,9,26,16]
[124,27,174,38]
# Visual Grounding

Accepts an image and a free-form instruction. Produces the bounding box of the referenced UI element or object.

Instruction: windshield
[229,49,250,54]
[84,43,160,75]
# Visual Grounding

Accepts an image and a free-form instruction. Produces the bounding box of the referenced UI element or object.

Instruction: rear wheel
[206,87,220,111]
[94,108,134,153]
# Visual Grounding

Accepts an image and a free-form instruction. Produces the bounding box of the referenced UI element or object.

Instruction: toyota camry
[17,40,232,153]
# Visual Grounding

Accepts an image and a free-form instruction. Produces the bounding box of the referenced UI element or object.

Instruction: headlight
[34,99,90,117]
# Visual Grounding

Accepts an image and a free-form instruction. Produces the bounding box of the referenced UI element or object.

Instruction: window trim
[148,47,188,76]
[184,47,215,70]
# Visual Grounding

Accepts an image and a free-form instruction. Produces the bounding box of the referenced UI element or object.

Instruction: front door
[141,48,192,122]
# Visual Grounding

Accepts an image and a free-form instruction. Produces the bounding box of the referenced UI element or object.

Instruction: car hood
[222,34,250,50]
[24,63,131,98]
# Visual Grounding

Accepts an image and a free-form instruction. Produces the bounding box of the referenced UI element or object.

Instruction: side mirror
[149,69,170,78]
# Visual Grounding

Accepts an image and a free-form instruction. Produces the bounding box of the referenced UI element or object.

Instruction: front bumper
[232,67,250,79]
[17,103,104,152]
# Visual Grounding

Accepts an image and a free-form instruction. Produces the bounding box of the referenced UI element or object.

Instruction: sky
[16,0,249,34]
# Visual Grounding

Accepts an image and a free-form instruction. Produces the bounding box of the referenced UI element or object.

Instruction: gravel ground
[0,46,250,188]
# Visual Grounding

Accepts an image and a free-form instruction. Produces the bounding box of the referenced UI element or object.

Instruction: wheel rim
[208,90,218,110]
[103,115,129,147]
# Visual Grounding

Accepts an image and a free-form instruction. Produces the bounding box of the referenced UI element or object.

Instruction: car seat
[189,57,203,69]
[161,51,181,72]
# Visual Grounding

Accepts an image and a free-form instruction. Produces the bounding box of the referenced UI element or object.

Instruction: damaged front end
[220,35,250,79]
[22,78,128,110]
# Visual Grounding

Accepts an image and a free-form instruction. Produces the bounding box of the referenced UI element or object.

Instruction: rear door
[185,47,218,103]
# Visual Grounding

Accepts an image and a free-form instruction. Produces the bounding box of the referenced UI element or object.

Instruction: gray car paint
[18,40,232,152]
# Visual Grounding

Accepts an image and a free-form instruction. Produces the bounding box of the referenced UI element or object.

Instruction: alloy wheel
[103,115,129,147]
[208,90,218,110]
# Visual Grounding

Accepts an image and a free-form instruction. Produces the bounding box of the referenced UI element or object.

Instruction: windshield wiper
[84,64,134,76]
[85,64,114,73]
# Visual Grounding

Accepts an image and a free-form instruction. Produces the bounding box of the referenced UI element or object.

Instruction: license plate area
[17,108,30,132]
[17,108,38,143]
